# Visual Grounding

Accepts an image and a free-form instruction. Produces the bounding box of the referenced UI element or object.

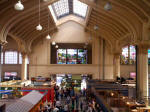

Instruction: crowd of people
[40,85,103,112]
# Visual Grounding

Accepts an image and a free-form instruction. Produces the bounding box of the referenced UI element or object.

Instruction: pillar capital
[21,52,28,58]
[137,43,149,54]
[0,40,7,46]
[113,53,121,58]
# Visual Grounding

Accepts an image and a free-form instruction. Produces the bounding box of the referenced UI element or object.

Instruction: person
[53,106,59,112]
[67,95,70,104]
[64,103,69,112]
[75,94,79,109]
[87,105,93,112]
[120,77,126,84]
[56,100,61,109]
[80,100,83,111]
[47,104,51,112]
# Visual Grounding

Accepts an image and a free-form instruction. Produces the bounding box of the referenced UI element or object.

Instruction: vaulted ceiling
[0,0,150,53]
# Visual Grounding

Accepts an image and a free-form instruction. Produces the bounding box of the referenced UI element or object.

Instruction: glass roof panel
[73,0,88,18]
[49,0,88,20]
[52,0,69,18]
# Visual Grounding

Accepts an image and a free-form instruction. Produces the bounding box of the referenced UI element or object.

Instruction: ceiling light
[36,0,43,31]
[104,2,112,11]
[94,25,99,30]
[36,24,42,31]
[46,34,51,39]
[52,41,56,45]
[55,45,59,49]
[14,1,24,11]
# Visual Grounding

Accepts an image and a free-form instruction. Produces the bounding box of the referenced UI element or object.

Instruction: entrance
[55,74,92,90]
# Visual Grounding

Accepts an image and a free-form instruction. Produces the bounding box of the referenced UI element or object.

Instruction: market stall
[6,90,44,112]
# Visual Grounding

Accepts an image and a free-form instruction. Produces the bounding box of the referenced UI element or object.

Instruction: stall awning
[6,90,44,112]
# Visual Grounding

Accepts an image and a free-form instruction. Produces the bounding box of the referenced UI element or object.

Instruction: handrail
[91,87,113,112]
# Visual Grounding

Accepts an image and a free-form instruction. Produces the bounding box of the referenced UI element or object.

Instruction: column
[92,35,101,79]
[113,53,120,79]
[21,53,28,81]
[0,44,2,83]
[136,44,148,103]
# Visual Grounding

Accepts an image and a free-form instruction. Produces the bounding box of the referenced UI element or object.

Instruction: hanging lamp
[52,41,56,45]
[104,2,112,11]
[94,0,99,31]
[46,35,51,39]
[46,13,51,40]
[14,0,24,11]
[36,0,43,31]
[55,45,59,49]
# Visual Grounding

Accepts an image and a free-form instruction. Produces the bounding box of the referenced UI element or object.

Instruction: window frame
[4,51,18,64]
[120,45,136,65]
[50,0,88,20]
[57,48,88,64]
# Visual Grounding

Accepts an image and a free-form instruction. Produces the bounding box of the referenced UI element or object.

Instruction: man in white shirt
[53,107,59,112]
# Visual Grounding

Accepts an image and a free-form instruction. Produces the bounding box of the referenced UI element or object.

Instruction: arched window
[121,45,136,64]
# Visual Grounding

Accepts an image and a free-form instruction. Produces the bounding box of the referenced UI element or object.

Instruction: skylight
[49,0,88,20]
[73,0,88,17]
[52,0,69,19]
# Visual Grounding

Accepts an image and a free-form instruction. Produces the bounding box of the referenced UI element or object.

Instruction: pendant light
[36,0,43,31]
[46,35,51,39]
[46,13,51,40]
[94,25,99,30]
[104,2,112,11]
[55,45,59,49]
[14,0,24,11]
[52,41,56,45]
[94,0,99,31]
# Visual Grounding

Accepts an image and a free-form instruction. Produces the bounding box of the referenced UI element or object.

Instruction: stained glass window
[67,49,77,64]
[57,49,87,64]
[5,51,18,64]
[78,49,87,64]
[121,45,136,64]
[57,49,67,64]
[148,49,150,64]
[121,46,129,64]
[129,45,136,64]
[73,0,88,17]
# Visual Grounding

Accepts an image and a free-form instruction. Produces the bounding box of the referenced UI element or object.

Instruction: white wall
[29,21,116,80]
[29,21,101,79]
